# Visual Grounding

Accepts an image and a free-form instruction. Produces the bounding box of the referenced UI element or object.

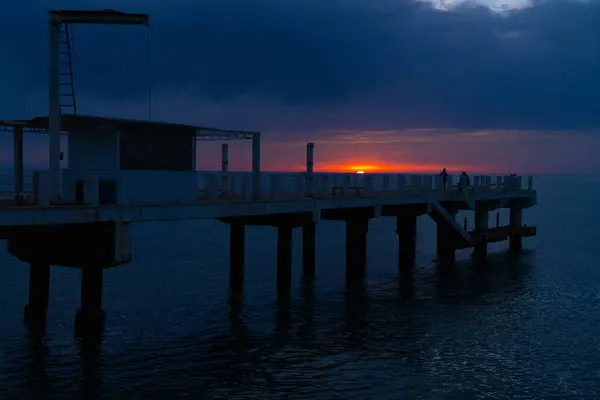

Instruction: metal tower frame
[47,9,149,201]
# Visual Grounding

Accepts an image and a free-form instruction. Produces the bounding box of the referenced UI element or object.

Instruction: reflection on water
[2,251,538,399]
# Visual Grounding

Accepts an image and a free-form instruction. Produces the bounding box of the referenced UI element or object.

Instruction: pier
[0,9,537,335]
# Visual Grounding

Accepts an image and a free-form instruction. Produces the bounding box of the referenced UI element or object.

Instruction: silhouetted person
[440,168,448,190]
[509,173,517,189]
[459,172,470,192]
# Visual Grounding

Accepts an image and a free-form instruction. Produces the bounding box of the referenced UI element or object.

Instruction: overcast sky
[1,0,599,173]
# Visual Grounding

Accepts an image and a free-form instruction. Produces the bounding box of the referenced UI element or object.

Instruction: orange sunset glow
[319,162,485,174]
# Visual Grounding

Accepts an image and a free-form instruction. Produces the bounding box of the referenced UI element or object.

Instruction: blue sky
[1,0,600,173]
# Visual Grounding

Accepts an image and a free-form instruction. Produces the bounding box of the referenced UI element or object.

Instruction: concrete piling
[510,205,523,252]
[474,204,489,259]
[229,222,245,292]
[345,219,368,280]
[75,267,105,336]
[396,215,417,265]
[302,222,316,280]
[277,225,293,295]
[436,209,457,264]
[23,262,51,331]
[359,219,368,271]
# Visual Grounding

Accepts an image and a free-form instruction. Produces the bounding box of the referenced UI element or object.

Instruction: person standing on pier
[459,172,469,193]
[462,172,471,186]
[440,168,448,190]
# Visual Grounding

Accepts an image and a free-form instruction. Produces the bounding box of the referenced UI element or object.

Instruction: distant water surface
[0,174,599,399]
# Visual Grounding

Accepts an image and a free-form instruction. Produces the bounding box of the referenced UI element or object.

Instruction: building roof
[0,114,259,141]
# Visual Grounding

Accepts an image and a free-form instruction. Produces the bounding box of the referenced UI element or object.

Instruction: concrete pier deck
[0,173,535,226]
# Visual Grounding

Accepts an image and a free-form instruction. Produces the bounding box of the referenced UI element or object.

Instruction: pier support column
[23,262,51,331]
[396,215,417,266]
[75,267,105,335]
[302,222,316,280]
[509,206,523,252]
[229,222,245,292]
[359,219,368,271]
[346,219,367,280]
[437,210,457,264]
[474,204,489,259]
[277,225,293,295]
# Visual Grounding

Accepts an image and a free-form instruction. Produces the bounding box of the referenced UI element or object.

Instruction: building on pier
[1,114,261,206]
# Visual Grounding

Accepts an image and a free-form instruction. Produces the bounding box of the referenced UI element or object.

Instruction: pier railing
[0,171,534,207]
[198,172,534,202]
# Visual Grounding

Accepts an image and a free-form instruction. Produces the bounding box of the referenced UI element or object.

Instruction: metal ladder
[58,23,77,115]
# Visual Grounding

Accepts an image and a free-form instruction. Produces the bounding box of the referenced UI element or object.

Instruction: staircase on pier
[428,200,472,248]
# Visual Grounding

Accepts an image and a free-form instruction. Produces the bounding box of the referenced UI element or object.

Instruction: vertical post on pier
[474,202,489,259]
[221,143,229,196]
[229,221,245,292]
[13,126,24,202]
[251,132,261,199]
[509,204,523,252]
[75,267,105,335]
[359,218,368,272]
[48,18,62,202]
[396,215,417,267]
[23,262,51,331]
[306,143,314,197]
[302,222,316,281]
[437,209,457,264]
[345,219,367,282]
[277,224,293,295]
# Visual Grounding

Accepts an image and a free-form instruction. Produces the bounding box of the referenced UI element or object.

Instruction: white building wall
[64,130,120,202]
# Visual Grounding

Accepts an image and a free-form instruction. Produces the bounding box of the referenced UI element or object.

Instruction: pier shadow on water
[0,250,535,399]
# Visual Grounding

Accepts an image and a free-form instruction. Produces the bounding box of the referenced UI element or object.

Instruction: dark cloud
[2,0,600,130]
